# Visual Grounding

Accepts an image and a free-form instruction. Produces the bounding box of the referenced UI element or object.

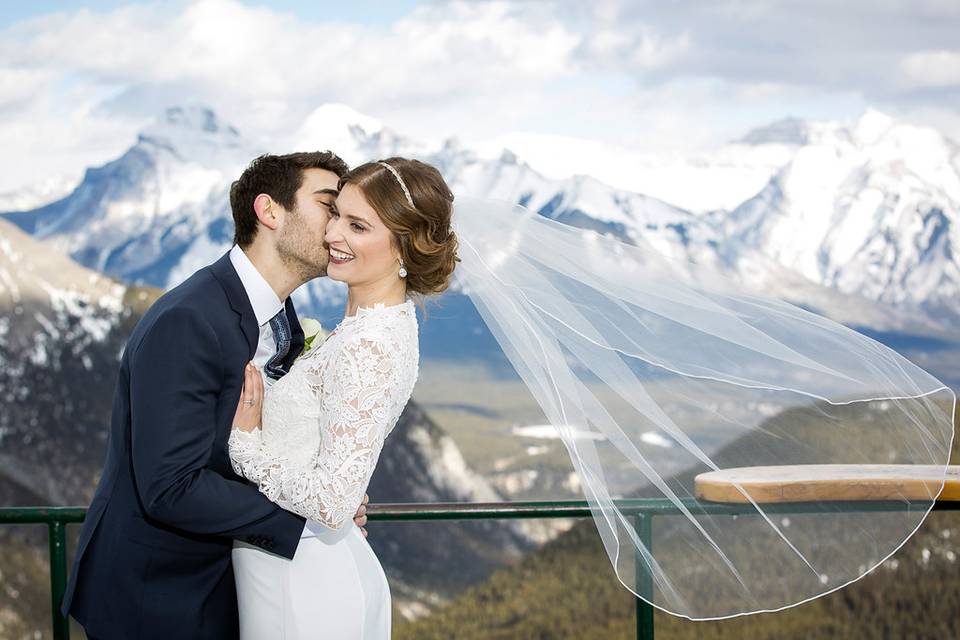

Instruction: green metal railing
[1,507,85,640]
[2,499,958,640]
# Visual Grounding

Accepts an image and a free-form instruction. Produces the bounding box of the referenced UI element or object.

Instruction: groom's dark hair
[231,151,349,247]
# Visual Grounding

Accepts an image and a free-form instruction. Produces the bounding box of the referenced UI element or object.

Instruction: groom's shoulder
[152,264,224,312]
[168,261,224,302]
[135,258,231,334]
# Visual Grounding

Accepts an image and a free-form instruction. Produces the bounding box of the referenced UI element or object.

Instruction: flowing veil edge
[450,196,956,620]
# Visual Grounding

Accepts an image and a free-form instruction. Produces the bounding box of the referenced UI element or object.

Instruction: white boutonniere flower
[300,317,324,355]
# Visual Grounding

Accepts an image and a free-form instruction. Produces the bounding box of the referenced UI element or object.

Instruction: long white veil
[450,196,955,619]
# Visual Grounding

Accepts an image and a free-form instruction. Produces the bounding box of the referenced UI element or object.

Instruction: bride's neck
[345,279,407,317]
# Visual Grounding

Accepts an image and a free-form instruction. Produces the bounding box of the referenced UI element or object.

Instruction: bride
[227,153,954,632]
[228,158,457,639]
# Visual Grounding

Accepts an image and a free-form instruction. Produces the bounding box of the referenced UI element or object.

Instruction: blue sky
[0,0,424,28]
[0,1,125,27]
[0,0,958,193]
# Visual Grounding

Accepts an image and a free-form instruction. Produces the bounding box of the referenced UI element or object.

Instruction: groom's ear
[253,194,281,231]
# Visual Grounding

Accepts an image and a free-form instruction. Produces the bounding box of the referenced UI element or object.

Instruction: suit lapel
[209,251,259,360]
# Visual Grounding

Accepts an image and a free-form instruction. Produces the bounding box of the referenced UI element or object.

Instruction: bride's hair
[338,158,459,296]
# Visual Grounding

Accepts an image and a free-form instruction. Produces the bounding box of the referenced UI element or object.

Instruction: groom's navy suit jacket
[63,251,307,639]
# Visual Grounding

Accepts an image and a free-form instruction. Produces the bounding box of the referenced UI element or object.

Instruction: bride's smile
[329,247,354,262]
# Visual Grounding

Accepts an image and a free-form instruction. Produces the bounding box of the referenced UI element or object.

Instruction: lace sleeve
[229,331,406,529]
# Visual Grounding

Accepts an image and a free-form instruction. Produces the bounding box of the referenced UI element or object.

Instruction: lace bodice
[229,300,419,529]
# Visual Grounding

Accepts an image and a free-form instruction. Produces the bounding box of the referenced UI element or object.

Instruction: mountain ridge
[3,103,960,360]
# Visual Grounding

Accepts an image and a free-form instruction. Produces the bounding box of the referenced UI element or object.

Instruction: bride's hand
[354,493,369,537]
[353,494,370,538]
[233,363,263,433]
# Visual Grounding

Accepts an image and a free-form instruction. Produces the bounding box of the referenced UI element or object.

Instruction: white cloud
[0,0,589,190]
[569,0,960,98]
[0,0,958,195]
[10,0,579,108]
[900,50,960,88]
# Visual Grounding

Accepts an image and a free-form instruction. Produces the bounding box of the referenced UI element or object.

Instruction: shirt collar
[229,245,284,327]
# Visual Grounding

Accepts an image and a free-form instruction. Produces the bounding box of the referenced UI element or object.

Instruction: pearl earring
[398,259,407,278]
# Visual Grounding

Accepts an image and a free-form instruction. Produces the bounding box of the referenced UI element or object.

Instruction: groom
[63,151,367,639]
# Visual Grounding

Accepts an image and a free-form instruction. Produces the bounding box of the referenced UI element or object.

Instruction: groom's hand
[354,493,369,537]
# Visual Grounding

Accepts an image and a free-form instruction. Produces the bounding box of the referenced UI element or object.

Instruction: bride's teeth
[331,249,354,260]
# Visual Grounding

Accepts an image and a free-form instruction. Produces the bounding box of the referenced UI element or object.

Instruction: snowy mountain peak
[159,105,238,135]
[499,148,519,165]
[726,109,960,322]
[739,117,812,146]
[138,105,245,153]
[853,109,895,145]
[737,110,953,156]
[293,103,427,166]
[0,104,261,256]
[128,105,260,179]
[303,103,385,137]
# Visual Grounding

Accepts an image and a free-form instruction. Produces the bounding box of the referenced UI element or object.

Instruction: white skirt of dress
[232,524,391,639]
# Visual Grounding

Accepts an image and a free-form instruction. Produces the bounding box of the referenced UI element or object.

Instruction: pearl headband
[377,161,415,208]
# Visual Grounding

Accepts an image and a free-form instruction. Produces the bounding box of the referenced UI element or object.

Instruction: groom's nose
[323,220,340,244]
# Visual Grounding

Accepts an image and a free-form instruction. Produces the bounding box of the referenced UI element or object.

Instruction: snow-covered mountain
[3,106,260,285]
[723,110,960,323]
[0,103,702,317]
[0,174,80,212]
[292,103,431,167]
[476,129,800,214]
[4,104,960,337]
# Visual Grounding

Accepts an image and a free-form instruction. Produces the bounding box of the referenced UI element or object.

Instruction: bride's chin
[327,262,350,284]
[325,269,351,284]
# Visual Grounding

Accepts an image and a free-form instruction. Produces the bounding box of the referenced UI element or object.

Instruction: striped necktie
[264,309,291,380]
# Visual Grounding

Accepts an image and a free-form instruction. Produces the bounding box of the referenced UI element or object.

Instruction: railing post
[634,513,655,640]
[48,520,70,640]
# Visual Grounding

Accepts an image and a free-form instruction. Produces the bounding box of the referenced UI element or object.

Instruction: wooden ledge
[694,464,960,504]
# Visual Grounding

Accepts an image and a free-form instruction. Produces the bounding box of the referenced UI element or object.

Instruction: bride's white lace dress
[228,300,419,639]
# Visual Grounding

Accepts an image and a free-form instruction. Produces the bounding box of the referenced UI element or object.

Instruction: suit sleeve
[129,306,305,558]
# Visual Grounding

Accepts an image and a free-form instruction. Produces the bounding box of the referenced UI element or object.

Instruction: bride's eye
[351,222,365,232]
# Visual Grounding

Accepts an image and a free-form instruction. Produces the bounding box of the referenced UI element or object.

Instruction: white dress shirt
[229,245,285,386]
[229,245,325,537]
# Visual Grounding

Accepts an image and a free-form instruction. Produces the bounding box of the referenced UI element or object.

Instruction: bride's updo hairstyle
[338,157,459,296]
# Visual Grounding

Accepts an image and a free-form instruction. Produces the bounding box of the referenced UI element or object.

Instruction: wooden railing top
[695,464,960,504]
